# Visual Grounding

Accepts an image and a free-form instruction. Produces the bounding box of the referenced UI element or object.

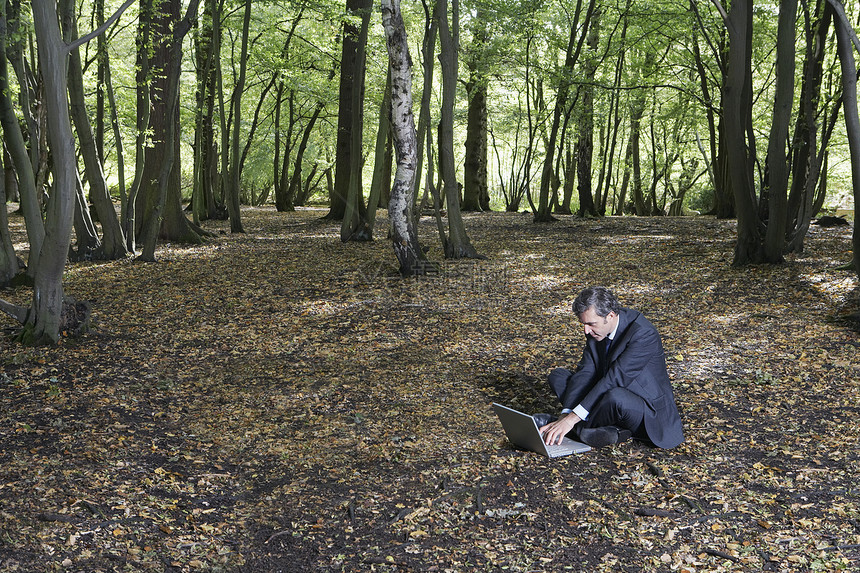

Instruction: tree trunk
[0,2,44,272]
[103,22,128,233]
[716,0,761,265]
[412,0,438,219]
[340,4,372,242]
[5,1,41,181]
[535,0,595,222]
[366,69,392,232]
[139,0,203,261]
[26,0,79,344]
[559,145,576,214]
[598,12,627,215]
[136,0,202,251]
[462,9,489,213]
[274,88,295,211]
[575,8,601,217]
[786,0,832,253]
[287,104,323,211]
[382,0,431,275]
[630,96,646,215]
[61,0,129,260]
[193,0,218,224]
[462,68,488,212]
[126,0,154,253]
[95,0,106,161]
[762,0,797,263]
[226,0,250,234]
[0,151,18,286]
[71,172,101,260]
[329,0,372,220]
[691,0,732,218]
[830,0,860,277]
[614,142,632,215]
[437,0,481,258]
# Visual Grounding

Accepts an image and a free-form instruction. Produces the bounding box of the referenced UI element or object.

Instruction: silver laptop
[492,403,591,458]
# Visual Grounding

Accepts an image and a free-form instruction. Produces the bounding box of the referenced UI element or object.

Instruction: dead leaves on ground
[1,207,858,572]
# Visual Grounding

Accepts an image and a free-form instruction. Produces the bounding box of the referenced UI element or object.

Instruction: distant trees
[2,0,859,343]
[712,0,848,266]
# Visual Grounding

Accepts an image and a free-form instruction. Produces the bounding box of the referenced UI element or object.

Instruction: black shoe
[577,426,632,448]
[532,413,558,428]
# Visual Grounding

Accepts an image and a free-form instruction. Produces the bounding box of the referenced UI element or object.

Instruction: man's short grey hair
[573,286,621,317]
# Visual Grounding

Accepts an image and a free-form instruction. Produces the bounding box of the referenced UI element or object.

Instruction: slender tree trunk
[691,0,732,218]
[193,0,217,224]
[287,103,323,211]
[4,148,18,203]
[437,0,480,258]
[226,0,250,233]
[412,0,438,218]
[462,8,488,212]
[340,3,372,242]
[239,78,275,180]
[5,1,41,180]
[366,69,392,232]
[714,0,760,264]
[61,0,129,260]
[126,0,154,253]
[535,0,595,222]
[599,13,627,215]
[381,0,431,275]
[787,0,831,252]
[830,0,860,276]
[104,25,127,231]
[762,0,797,263]
[71,173,101,259]
[630,97,646,215]
[0,151,18,286]
[575,8,601,217]
[0,2,44,272]
[559,144,576,213]
[274,87,295,211]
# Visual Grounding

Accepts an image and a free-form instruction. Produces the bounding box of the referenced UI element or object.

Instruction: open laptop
[492,403,591,458]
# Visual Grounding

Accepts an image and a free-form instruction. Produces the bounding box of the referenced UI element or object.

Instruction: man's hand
[539,413,581,446]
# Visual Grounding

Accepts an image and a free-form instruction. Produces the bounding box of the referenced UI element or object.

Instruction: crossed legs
[547,367,648,439]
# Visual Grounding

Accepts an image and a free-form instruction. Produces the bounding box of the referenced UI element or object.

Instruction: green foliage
[34,0,855,213]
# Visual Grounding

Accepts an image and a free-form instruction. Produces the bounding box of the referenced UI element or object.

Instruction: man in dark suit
[538,286,684,449]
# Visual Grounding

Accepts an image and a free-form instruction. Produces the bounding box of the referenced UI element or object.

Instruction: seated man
[537,286,684,449]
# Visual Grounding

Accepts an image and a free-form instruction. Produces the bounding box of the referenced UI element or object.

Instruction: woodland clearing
[1,206,859,572]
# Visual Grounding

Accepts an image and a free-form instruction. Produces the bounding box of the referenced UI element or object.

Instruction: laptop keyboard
[545,444,570,456]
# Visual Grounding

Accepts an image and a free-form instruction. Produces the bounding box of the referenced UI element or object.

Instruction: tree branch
[65,0,135,53]
[827,0,860,56]
[0,298,27,323]
[709,0,729,23]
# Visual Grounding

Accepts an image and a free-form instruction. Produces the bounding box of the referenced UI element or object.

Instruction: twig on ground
[634,508,680,518]
[264,530,291,544]
[703,548,739,562]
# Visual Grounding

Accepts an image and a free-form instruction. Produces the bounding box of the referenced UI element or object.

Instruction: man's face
[578,307,618,341]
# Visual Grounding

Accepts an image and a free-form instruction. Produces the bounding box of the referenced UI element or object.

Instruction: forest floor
[1,206,859,573]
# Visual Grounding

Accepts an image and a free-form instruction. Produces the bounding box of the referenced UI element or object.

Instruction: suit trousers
[547,367,648,439]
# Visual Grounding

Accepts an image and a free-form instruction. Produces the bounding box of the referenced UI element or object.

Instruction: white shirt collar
[608,316,619,341]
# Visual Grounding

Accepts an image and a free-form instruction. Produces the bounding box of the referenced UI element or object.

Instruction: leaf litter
[0,206,858,572]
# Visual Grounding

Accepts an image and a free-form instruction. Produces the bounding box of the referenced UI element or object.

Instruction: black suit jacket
[562,308,684,448]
